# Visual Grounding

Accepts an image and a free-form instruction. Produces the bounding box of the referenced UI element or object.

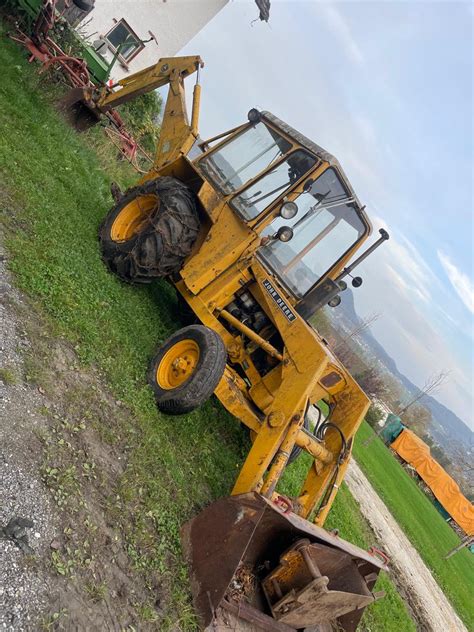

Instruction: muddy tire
[99,177,200,284]
[149,325,227,415]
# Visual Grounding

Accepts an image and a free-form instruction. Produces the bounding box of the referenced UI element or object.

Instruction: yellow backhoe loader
[69,56,390,630]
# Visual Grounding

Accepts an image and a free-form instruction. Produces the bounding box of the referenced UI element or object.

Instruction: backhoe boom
[97,56,203,111]
[71,56,203,168]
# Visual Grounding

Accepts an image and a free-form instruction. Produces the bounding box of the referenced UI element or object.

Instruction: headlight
[276,226,294,242]
[328,295,341,307]
[280,201,298,220]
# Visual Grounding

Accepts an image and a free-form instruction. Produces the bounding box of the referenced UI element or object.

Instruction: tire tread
[99,177,200,284]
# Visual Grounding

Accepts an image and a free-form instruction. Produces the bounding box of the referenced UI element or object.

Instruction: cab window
[258,168,366,297]
[198,122,291,195]
[232,150,316,220]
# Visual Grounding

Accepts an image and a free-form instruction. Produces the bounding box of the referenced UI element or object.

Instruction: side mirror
[352,277,363,288]
[303,178,314,192]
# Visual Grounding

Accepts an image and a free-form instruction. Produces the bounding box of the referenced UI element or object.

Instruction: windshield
[198,122,292,195]
[232,150,317,220]
[258,168,366,298]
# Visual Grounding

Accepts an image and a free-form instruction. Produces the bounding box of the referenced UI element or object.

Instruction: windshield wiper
[292,190,331,229]
[293,191,356,230]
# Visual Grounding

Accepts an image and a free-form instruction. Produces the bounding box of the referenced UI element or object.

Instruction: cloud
[318,4,365,66]
[368,218,434,304]
[350,222,473,422]
[437,251,474,314]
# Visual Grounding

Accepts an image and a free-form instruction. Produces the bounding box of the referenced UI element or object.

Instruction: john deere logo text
[262,279,296,322]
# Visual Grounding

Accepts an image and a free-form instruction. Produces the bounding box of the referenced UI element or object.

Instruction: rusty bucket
[181,493,386,631]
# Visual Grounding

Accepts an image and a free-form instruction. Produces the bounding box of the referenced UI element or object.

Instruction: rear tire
[99,177,200,284]
[149,325,227,415]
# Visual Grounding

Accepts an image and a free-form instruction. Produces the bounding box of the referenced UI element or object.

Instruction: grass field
[0,21,449,630]
[353,422,474,628]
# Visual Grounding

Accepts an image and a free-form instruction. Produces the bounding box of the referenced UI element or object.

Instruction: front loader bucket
[182,493,386,631]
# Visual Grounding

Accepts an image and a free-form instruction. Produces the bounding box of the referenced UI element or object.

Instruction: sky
[176,0,473,428]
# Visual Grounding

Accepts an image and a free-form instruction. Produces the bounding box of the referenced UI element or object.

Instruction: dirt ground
[345,460,466,632]
[0,228,161,630]
[0,242,56,630]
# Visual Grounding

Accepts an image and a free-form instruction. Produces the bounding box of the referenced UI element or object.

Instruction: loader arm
[86,56,203,169]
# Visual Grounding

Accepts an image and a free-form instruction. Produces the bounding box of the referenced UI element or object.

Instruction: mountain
[334,290,473,447]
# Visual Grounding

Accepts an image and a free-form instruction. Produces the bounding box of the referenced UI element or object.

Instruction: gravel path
[345,459,466,632]
[0,228,157,630]
[0,235,57,631]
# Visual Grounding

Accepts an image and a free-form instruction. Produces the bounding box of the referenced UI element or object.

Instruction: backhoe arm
[86,56,203,169]
[97,56,202,111]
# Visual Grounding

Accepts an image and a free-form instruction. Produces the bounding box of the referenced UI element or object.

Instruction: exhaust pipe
[297,229,390,318]
[336,228,390,285]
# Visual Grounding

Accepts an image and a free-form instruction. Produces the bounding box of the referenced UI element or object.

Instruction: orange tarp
[391,429,474,536]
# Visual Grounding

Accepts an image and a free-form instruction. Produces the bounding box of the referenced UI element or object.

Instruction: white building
[80,0,229,80]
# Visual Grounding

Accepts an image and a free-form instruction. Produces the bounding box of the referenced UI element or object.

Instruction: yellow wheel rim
[110,194,158,242]
[156,339,200,390]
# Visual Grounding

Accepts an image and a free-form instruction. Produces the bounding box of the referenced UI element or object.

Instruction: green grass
[353,422,474,628]
[0,23,416,630]
[0,25,246,628]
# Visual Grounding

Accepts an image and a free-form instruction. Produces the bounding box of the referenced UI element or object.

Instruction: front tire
[149,325,227,415]
[99,177,200,284]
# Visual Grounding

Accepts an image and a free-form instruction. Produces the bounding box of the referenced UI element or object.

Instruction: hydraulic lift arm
[75,55,203,169]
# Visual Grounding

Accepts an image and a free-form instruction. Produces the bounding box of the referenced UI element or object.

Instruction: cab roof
[261,111,364,211]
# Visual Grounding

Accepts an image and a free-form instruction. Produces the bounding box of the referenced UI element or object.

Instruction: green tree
[119,91,163,154]
[365,405,384,429]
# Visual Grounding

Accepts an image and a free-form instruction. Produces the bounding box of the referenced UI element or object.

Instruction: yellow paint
[110,195,156,242]
[156,339,200,389]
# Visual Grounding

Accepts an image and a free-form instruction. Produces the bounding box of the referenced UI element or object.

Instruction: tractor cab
[191,110,382,321]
